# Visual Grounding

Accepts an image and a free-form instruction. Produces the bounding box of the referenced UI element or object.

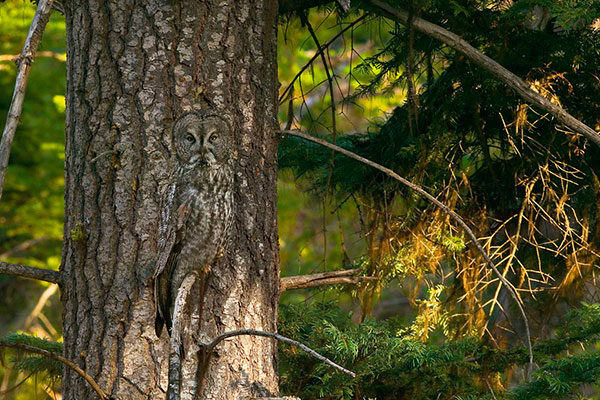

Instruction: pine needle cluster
[279,302,600,399]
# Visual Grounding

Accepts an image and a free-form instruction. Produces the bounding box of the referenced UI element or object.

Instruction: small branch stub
[281,268,377,291]
[0,261,61,284]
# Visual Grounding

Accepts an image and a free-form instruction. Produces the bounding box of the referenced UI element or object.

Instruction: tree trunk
[60,1,280,399]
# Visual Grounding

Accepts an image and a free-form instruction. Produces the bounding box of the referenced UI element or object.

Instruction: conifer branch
[282,129,534,375]
[0,340,111,400]
[281,268,377,291]
[201,329,356,377]
[0,261,61,284]
[369,0,600,148]
[0,0,55,202]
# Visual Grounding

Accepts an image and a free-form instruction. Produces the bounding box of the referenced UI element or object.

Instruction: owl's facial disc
[174,113,231,168]
[197,117,229,167]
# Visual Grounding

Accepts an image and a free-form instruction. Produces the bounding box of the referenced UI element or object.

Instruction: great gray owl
[153,112,234,337]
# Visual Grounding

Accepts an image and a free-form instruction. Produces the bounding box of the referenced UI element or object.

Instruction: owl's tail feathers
[154,273,173,338]
[155,313,165,338]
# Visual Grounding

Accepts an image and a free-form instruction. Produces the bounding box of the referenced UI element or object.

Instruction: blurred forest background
[1,0,600,399]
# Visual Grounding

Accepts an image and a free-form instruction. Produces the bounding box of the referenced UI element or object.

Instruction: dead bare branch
[23,283,59,332]
[0,261,61,284]
[369,0,600,148]
[201,329,356,377]
[282,129,534,375]
[0,0,55,202]
[281,268,377,291]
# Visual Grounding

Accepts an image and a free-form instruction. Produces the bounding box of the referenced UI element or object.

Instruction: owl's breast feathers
[154,164,233,337]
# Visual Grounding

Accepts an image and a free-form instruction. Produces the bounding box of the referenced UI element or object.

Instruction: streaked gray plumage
[153,112,234,337]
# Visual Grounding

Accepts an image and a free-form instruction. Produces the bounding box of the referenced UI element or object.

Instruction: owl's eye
[209,134,218,142]
[185,134,195,144]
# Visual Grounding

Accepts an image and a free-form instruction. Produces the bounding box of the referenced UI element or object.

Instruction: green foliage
[279,302,600,400]
[0,0,599,398]
[279,0,600,337]
[3,333,63,354]
[0,334,63,394]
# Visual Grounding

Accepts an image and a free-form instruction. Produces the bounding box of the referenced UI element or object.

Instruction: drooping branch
[0,0,55,202]
[368,0,600,148]
[0,340,110,400]
[300,12,338,142]
[0,261,61,284]
[282,129,534,374]
[279,14,368,104]
[281,268,377,291]
[200,329,356,377]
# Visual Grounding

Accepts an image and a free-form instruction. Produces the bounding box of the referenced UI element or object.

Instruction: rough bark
[61,1,280,399]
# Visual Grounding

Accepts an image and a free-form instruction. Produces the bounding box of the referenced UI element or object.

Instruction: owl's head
[173,112,232,168]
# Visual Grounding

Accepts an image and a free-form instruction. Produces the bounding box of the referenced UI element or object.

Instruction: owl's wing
[154,239,181,337]
[153,198,194,337]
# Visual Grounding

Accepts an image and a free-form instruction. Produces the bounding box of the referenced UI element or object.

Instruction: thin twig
[23,283,59,332]
[369,0,600,148]
[0,0,55,202]
[0,261,61,284]
[201,329,356,378]
[485,379,498,400]
[282,129,534,375]
[0,51,66,63]
[90,150,118,163]
[300,12,338,143]
[281,268,377,291]
[279,14,368,104]
[283,275,377,290]
[0,236,48,259]
[0,372,35,396]
[0,341,110,400]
